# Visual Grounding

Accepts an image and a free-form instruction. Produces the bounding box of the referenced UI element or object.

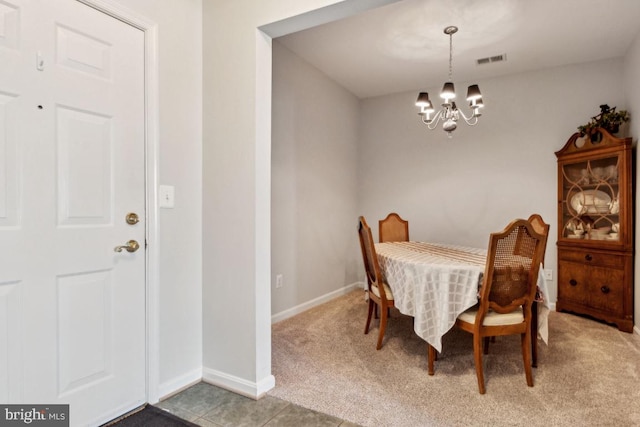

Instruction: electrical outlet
[543,269,553,281]
[276,274,283,288]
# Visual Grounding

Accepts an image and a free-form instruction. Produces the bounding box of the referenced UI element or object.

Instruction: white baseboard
[156,367,203,402]
[202,367,275,399]
[271,282,362,324]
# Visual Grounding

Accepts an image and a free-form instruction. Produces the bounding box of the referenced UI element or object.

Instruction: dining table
[375,241,550,354]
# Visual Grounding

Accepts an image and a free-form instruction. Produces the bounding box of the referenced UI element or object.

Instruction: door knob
[126,212,140,225]
[114,240,140,253]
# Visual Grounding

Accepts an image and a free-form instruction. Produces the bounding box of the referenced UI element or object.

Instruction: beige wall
[202,0,399,397]
[271,41,361,318]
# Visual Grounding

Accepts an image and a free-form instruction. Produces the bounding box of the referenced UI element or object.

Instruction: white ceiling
[276,0,640,99]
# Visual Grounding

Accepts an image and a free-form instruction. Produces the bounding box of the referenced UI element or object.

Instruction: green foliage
[578,104,629,135]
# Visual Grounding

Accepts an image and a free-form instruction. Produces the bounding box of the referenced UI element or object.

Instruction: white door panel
[0,0,31,406]
[0,0,146,425]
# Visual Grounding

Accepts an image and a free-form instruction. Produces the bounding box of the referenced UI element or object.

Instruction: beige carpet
[269,290,640,427]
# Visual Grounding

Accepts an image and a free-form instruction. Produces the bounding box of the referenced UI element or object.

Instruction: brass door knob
[126,212,140,225]
[114,240,140,253]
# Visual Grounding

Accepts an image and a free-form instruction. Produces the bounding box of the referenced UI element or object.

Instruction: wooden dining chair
[428,218,546,394]
[527,214,549,262]
[378,212,409,243]
[485,214,550,363]
[526,213,549,367]
[358,216,395,350]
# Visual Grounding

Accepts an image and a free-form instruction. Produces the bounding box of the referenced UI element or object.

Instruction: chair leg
[531,332,538,368]
[531,301,538,367]
[364,300,375,334]
[521,332,534,387]
[427,344,436,375]
[473,334,486,394]
[376,304,388,350]
[483,336,497,354]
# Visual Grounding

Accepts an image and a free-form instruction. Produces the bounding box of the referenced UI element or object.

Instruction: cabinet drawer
[584,267,624,315]
[558,250,625,268]
[557,261,589,305]
[558,260,625,316]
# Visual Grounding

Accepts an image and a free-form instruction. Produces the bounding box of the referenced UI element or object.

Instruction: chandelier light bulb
[415,92,431,108]
[466,84,482,102]
[440,82,456,101]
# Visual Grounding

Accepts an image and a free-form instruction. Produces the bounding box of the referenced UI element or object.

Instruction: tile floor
[155,382,360,427]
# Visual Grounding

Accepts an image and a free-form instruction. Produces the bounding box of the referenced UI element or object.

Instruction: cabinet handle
[569,279,578,286]
[585,254,593,261]
[600,286,610,294]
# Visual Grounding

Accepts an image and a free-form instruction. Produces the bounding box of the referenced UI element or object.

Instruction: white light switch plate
[543,269,553,281]
[159,185,175,208]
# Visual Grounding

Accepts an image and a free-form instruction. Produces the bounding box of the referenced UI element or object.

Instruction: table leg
[427,344,436,375]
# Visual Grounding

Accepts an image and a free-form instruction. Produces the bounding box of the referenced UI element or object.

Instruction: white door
[0,0,146,425]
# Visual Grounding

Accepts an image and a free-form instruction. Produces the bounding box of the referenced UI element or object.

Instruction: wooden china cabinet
[555,127,634,332]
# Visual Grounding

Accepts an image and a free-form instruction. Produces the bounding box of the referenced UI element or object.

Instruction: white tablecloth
[375,241,550,352]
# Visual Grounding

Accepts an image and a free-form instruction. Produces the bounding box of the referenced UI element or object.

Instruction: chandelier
[415,26,483,137]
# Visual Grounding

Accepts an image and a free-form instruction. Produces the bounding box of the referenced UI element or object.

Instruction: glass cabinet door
[560,154,621,242]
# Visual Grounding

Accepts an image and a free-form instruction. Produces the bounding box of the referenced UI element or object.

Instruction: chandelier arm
[457,108,480,125]
[424,109,445,130]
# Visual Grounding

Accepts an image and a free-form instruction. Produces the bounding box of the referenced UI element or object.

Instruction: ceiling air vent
[476,54,507,65]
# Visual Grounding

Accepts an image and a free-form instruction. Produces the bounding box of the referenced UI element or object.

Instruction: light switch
[159,185,175,208]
